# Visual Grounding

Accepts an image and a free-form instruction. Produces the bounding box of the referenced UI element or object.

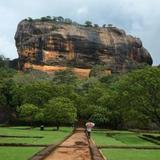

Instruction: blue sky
[0,0,159,64]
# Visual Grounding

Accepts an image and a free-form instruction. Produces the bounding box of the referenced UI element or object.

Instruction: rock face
[15,19,152,76]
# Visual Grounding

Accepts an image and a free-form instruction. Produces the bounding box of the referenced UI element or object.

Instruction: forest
[0,55,160,130]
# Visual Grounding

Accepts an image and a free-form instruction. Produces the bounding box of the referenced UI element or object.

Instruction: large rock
[15,19,152,76]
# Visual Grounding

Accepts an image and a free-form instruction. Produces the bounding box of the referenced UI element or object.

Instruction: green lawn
[0,126,72,160]
[102,149,160,160]
[0,126,72,145]
[142,133,160,144]
[0,147,43,160]
[92,130,160,160]
[92,130,158,146]
[111,132,156,146]
[92,131,124,146]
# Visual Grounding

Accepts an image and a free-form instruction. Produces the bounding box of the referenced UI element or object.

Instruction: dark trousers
[87,131,91,138]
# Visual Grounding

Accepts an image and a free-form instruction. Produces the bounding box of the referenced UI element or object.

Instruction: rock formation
[15,18,152,77]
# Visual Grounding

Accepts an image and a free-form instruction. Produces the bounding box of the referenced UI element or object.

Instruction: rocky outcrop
[15,19,152,76]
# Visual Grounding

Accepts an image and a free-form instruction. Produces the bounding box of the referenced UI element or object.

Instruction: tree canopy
[44,97,77,130]
[0,54,160,130]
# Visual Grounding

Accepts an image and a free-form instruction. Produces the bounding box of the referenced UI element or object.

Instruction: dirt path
[44,128,91,160]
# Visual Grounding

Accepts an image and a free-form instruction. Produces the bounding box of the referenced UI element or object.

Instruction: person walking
[85,121,95,138]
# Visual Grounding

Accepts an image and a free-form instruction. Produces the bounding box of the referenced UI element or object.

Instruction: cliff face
[15,19,152,76]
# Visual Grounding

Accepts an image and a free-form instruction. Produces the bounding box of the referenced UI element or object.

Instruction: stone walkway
[44,128,91,160]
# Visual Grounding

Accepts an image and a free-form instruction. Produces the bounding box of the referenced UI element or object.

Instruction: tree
[90,106,109,127]
[0,55,9,68]
[79,104,97,120]
[41,16,52,22]
[87,87,105,105]
[95,89,124,129]
[85,21,92,27]
[0,78,18,121]
[34,109,45,127]
[52,16,57,21]
[94,24,99,28]
[46,16,51,20]
[53,68,77,84]
[108,24,113,27]
[100,74,119,85]
[57,16,64,22]
[27,17,33,22]
[44,97,77,130]
[72,21,79,26]
[114,67,160,128]
[13,69,50,84]
[20,81,53,107]
[17,104,39,126]
[64,18,72,24]
[102,24,106,28]
[89,65,107,78]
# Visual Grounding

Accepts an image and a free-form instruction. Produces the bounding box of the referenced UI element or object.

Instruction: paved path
[44,128,91,160]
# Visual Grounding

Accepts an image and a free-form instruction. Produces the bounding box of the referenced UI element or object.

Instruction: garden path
[44,128,91,160]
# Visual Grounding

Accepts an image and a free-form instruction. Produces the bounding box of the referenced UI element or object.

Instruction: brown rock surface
[15,19,153,75]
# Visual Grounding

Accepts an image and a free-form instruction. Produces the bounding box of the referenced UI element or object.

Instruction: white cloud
[77,6,88,15]
[0,34,17,59]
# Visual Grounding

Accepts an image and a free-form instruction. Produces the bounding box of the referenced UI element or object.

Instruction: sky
[0,0,159,65]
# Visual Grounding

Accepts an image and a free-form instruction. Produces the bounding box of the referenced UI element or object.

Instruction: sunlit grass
[102,149,160,160]
[0,126,72,145]
[0,126,72,160]
[92,130,158,146]
[0,147,43,160]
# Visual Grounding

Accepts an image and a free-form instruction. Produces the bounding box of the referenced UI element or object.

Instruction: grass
[111,132,156,146]
[92,130,160,160]
[0,147,43,160]
[92,131,124,146]
[92,130,158,146]
[102,149,160,160]
[0,126,72,145]
[0,126,72,160]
